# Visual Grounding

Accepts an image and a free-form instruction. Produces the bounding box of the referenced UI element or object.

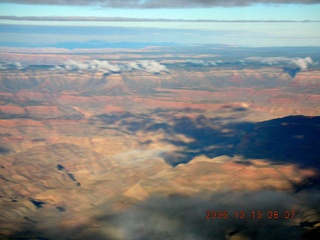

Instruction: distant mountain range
[54,40,186,49]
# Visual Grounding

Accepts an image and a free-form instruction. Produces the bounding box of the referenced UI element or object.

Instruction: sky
[0,0,320,47]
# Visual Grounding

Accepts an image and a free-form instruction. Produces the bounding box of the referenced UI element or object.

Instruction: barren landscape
[0,44,319,239]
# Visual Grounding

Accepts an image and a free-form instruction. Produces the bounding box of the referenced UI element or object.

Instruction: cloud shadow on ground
[98,110,320,169]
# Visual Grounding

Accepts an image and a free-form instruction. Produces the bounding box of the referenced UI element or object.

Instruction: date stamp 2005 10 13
[206,210,296,220]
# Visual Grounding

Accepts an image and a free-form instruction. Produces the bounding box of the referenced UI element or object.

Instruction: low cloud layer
[186,59,224,66]
[2,0,320,8]
[243,57,314,70]
[186,57,314,71]
[0,62,27,70]
[54,59,169,74]
[55,59,121,73]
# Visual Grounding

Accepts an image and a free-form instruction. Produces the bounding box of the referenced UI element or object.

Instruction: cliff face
[1,68,319,93]
[1,68,319,118]
[0,67,319,239]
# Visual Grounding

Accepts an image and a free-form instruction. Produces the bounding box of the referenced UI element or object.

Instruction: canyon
[0,55,319,239]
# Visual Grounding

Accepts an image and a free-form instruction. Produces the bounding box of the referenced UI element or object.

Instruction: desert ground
[0,47,319,239]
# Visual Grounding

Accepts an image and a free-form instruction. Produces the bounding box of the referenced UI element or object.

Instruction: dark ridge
[24,217,37,224]
[0,145,10,154]
[31,138,46,142]
[293,175,320,193]
[232,107,247,112]
[0,133,12,137]
[0,175,16,183]
[300,221,319,228]
[7,233,49,240]
[234,160,253,166]
[283,67,301,78]
[56,164,65,171]
[0,113,29,119]
[30,199,45,209]
[56,206,66,212]
[228,229,241,237]
[67,173,77,182]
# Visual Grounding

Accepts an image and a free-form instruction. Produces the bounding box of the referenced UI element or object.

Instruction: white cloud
[54,59,169,74]
[186,59,221,66]
[136,60,169,74]
[57,59,121,73]
[291,57,313,71]
[244,56,314,71]
[0,62,27,70]
[127,61,141,71]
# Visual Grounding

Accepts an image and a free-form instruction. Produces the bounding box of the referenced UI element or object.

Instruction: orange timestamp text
[206,210,296,220]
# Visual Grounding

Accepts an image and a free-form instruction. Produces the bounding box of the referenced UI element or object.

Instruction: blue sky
[0,1,319,47]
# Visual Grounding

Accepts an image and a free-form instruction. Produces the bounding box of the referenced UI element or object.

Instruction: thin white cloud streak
[0,16,319,22]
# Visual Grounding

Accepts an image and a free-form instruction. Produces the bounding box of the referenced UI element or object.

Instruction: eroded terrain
[0,55,320,239]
